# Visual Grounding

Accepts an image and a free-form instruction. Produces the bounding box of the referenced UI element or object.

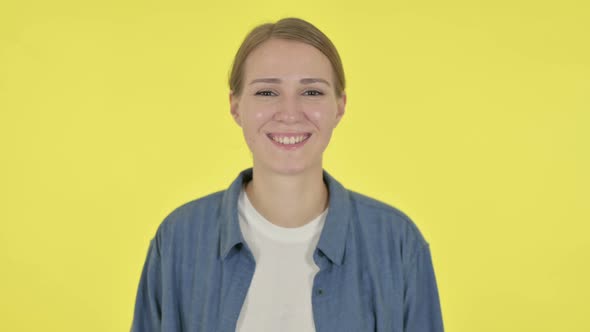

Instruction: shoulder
[163,190,225,226]
[152,190,225,252]
[349,191,413,221]
[347,190,429,257]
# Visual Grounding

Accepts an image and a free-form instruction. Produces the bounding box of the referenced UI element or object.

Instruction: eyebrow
[249,78,331,87]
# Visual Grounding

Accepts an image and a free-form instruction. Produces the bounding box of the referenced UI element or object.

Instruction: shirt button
[316,288,324,296]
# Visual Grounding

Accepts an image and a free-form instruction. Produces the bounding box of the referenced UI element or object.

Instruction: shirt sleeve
[131,238,162,332]
[403,243,444,332]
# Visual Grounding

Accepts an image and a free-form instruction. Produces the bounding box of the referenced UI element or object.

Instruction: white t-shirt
[235,186,327,332]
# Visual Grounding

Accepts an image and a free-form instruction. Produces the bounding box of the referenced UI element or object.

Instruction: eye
[303,90,324,96]
[255,90,277,96]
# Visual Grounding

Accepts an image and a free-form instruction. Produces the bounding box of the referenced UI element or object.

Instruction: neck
[245,166,328,228]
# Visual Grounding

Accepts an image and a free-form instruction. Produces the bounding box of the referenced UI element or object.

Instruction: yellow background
[1,0,588,331]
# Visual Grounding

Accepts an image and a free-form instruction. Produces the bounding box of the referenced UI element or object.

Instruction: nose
[273,96,303,123]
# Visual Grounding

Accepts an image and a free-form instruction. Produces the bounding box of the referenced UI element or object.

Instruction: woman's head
[229,17,345,98]
[229,18,346,176]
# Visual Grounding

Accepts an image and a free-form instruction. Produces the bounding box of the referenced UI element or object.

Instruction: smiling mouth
[266,133,312,145]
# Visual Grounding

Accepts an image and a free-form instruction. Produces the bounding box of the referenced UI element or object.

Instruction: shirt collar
[218,168,351,266]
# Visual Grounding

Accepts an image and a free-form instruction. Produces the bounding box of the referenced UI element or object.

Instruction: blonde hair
[229,17,345,98]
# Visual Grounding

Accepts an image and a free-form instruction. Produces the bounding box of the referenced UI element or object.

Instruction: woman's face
[230,38,346,176]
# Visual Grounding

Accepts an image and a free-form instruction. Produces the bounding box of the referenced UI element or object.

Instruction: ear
[334,93,346,125]
[229,90,242,127]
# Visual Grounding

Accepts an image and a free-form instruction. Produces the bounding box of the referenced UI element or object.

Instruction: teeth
[271,135,308,145]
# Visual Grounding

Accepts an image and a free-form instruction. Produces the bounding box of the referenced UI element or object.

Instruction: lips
[266,133,312,146]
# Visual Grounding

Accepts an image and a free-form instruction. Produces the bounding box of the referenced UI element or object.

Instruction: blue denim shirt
[131,168,444,332]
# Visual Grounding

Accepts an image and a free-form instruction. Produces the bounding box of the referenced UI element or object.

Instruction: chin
[254,160,318,177]
[271,163,308,175]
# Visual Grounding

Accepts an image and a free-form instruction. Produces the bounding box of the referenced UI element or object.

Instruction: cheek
[242,105,274,137]
[306,105,338,129]
[254,110,265,120]
[243,111,265,129]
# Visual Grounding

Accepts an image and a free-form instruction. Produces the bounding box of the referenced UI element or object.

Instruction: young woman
[132,17,444,332]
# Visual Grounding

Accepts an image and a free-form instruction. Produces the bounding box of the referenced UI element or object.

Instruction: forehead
[243,38,333,80]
